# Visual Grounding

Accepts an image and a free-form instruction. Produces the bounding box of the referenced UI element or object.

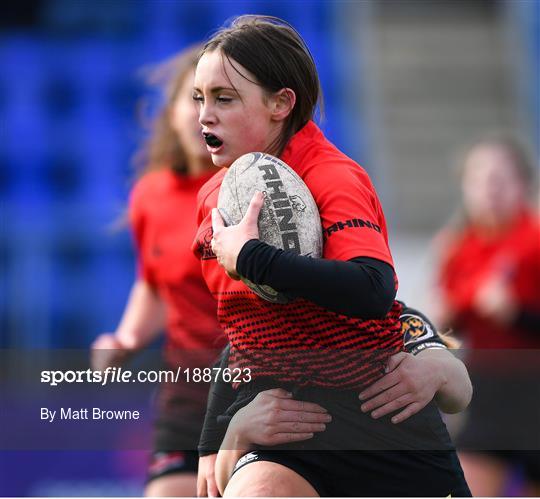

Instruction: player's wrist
[114,332,142,351]
[225,409,253,450]
[417,352,448,392]
[236,239,265,278]
[91,333,136,371]
[222,427,251,452]
[410,342,448,356]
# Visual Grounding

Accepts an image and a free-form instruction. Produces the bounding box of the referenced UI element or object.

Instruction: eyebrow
[192,86,239,95]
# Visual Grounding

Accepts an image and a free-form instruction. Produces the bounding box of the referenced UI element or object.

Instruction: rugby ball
[217,152,323,303]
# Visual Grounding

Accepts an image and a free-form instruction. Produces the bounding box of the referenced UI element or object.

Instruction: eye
[216,96,232,103]
[192,94,204,103]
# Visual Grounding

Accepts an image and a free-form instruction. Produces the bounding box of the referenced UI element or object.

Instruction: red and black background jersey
[437,208,540,350]
[130,168,225,351]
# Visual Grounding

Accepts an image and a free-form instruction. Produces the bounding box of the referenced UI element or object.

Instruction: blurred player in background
[432,137,540,496]
[91,45,226,496]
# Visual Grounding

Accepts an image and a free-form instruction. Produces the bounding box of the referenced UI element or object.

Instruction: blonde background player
[91,46,226,496]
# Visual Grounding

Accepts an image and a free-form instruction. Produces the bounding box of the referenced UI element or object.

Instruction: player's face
[193,50,281,167]
[170,69,211,170]
[462,144,526,226]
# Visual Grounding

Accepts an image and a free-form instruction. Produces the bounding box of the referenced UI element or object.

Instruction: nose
[198,100,216,127]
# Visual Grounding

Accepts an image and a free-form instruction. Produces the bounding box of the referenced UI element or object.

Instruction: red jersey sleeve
[304,158,394,266]
[128,177,157,286]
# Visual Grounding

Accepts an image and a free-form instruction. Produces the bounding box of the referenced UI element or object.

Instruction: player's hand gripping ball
[215,152,323,303]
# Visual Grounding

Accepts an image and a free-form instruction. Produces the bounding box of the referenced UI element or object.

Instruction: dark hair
[200,15,323,156]
[135,44,202,176]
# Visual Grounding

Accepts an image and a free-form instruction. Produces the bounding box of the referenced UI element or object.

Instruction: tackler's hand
[227,388,331,448]
[211,191,263,279]
[197,453,219,497]
[90,333,133,371]
[358,351,444,424]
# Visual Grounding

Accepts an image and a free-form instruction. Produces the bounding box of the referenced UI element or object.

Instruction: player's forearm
[115,280,166,350]
[237,240,396,319]
[417,348,472,413]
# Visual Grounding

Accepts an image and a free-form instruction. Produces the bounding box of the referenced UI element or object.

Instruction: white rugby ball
[218,152,323,303]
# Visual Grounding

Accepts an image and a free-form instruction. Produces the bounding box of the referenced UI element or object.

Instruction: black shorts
[152,377,209,451]
[231,449,471,497]
[457,371,540,451]
[147,450,199,482]
[148,372,210,480]
[456,370,540,482]
[224,378,471,496]
[508,451,540,483]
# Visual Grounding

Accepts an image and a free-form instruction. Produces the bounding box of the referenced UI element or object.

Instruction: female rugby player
[192,15,471,496]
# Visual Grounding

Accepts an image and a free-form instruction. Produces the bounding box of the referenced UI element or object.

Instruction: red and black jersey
[437,208,540,350]
[192,122,403,389]
[130,168,225,351]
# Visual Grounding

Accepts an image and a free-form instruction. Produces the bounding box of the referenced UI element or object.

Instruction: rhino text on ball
[258,163,301,253]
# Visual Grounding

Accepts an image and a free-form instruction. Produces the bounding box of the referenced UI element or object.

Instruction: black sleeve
[197,344,236,457]
[236,239,396,319]
[399,303,448,356]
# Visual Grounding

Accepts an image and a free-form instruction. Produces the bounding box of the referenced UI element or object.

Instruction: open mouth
[203,132,223,149]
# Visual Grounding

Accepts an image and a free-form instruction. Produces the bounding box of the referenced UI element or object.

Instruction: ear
[270,88,296,122]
